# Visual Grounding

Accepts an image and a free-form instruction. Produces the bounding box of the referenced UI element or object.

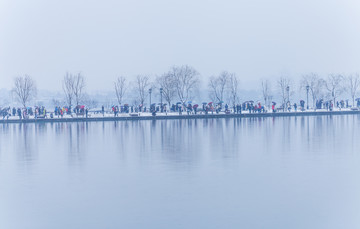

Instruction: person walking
[17,108,22,120]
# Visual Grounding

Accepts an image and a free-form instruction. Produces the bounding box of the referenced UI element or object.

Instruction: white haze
[1,0,360,92]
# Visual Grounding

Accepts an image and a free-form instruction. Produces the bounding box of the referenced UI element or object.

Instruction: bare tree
[135,75,151,106]
[228,73,240,108]
[261,79,271,108]
[277,77,291,111]
[324,74,344,105]
[208,71,229,103]
[12,75,37,108]
[208,76,217,102]
[300,73,324,109]
[114,76,127,106]
[63,72,86,108]
[156,72,176,106]
[73,73,86,106]
[171,65,200,105]
[63,72,74,108]
[347,73,360,106]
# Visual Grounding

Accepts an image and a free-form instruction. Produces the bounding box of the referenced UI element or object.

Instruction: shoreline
[0,110,359,124]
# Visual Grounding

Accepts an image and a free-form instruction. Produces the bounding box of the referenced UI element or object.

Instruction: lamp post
[306,85,309,110]
[286,86,290,103]
[160,88,163,112]
[286,86,290,112]
[149,88,152,111]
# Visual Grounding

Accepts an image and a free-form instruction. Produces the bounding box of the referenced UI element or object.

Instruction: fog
[1,0,360,92]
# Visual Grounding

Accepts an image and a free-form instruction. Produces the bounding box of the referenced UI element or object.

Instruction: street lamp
[286,86,290,103]
[306,85,309,110]
[149,88,152,110]
[160,88,163,112]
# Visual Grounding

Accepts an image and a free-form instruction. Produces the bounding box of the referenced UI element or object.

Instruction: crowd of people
[1,98,359,120]
[53,105,89,118]
[0,105,90,120]
[0,106,48,120]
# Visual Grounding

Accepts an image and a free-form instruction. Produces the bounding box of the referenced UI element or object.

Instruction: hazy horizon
[1,0,360,92]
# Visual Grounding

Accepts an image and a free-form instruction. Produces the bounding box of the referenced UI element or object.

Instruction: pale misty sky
[1,0,360,92]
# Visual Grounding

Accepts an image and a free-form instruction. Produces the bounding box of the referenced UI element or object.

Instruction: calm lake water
[1,116,360,229]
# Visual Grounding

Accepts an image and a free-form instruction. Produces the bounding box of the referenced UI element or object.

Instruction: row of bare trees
[11,72,87,109]
[9,69,360,110]
[116,72,360,109]
[10,65,199,109]
[113,65,201,107]
[261,73,360,110]
[300,73,360,107]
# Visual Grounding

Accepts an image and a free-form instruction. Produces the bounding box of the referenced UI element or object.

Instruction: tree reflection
[68,122,87,166]
[16,123,38,168]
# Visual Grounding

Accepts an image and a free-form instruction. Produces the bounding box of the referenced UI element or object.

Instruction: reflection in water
[68,123,87,166]
[1,115,360,229]
[0,115,357,168]
[157,119,200,166]
[0,115,358,168]
[0,124,10,163]
[16,124,38,167]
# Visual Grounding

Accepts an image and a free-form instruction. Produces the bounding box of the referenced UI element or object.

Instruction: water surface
[1,116,360,229]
